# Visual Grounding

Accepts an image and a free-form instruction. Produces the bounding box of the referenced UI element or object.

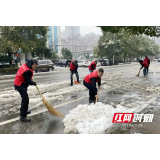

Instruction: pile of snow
[63,102,135,134]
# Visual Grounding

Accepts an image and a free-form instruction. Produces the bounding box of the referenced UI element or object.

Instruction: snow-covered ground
[63,102,136,134]
[1,62,160,134]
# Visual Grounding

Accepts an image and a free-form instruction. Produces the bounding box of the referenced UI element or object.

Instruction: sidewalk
[114,94,160,134]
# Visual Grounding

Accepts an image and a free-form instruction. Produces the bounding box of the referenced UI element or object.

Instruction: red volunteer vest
[141,61,149,68]
[144,58,149,65]
[14,63,33,86]
[70,62,77,71]
[84,70,99,84]
[89,61,96,71]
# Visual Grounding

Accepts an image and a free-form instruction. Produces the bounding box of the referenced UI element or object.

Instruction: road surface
[0,62,160,134]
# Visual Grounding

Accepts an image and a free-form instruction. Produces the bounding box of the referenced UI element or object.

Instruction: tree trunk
[124,52,126,64]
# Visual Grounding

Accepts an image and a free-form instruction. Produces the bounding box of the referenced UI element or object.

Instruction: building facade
[65,26,80,39]
[47,26,62,57]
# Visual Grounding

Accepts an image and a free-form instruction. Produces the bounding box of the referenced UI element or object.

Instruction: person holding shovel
[14,59,37,122]
[138,59,149,77]
[70,60,79,86]
[83,68,104,104]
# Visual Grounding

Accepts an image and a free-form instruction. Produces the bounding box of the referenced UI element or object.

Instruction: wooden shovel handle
[95,90,99,103]
[96,96,98,103]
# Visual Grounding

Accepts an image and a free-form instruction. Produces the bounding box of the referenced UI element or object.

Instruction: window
[40,61,47,64]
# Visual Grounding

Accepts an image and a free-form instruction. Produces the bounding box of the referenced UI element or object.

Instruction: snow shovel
[136,69,141,77]
[33,78,64,117]
[73,77,79,84]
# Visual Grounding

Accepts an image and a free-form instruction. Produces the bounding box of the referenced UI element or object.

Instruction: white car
[78,60,89,67]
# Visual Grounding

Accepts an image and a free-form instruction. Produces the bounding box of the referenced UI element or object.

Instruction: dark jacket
[65,60,71,67]
[14,60,35,90]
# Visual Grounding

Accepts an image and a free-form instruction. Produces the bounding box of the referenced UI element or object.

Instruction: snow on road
[1,63,160,125]
[63,102,136,134]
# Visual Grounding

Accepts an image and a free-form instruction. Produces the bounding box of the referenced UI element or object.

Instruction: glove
[33,82,37,86]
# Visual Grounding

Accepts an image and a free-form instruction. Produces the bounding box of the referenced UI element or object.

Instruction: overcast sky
[61,26,102,35]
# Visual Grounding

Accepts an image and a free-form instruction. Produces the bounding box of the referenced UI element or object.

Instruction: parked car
[99,59,109,66]
[55,59,68,67]
[78,60,89,67]
[35,60,54,73]
[158,58,160,62]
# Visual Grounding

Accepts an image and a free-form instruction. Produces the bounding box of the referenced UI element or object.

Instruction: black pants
[83,80,97,100]
[17,88,29,117]
[71,71,79,85]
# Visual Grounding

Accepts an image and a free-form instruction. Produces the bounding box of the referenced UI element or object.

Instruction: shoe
[27,110,31,114]
[20,116,31,122]
[89,98,94,104]
[71,84,73,86]
[89,98,95,104]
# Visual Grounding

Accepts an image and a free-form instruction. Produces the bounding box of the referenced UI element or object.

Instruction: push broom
[33,78,64,117]
[136,69,141,77]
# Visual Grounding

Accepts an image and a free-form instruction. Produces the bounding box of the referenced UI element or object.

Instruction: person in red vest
[88,60,97,73]
[139,59,149,76]
[70,60,79,86]
[83,68,104,104]
[144,56,150,74]
[14,59,37,122]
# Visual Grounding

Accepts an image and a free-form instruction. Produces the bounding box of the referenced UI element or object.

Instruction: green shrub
[0,67,19,75]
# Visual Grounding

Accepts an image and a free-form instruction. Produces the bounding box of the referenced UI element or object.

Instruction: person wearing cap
[70,60,79,86]
[14,59,37,122]
[88,60,97,73]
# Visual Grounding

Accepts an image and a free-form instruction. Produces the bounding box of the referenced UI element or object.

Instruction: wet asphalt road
[1,62,160,134]
[0,64,140,91]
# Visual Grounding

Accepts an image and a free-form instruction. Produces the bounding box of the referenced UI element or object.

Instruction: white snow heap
[63,102,135,134]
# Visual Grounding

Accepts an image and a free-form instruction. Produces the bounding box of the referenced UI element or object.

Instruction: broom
[136,69,141,77]
[33,78,64,117]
